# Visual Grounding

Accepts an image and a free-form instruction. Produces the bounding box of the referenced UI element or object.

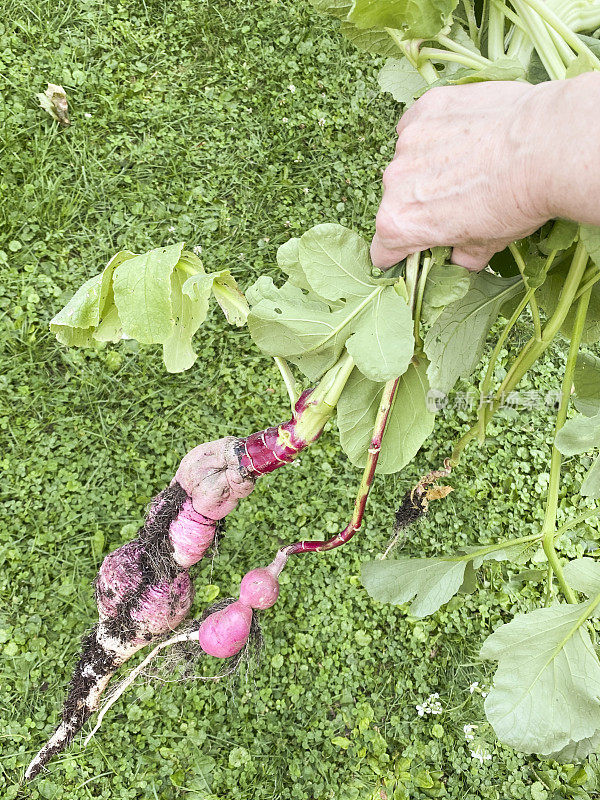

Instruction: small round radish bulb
[198,554,286,658]
[239,566,280,609]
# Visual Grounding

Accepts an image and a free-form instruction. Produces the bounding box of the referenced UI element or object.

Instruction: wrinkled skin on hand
[174,437,255,520]
[370,75,600,272]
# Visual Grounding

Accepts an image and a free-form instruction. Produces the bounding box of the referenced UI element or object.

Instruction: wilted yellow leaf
[37,83,70,126]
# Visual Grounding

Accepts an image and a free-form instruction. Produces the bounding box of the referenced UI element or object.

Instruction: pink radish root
[26,391,319,780]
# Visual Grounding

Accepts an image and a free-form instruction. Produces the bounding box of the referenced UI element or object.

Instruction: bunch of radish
[25,394,315,779]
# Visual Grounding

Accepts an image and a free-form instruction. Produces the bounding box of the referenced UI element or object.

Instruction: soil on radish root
[99,482,188,643]
[394,490,428,532]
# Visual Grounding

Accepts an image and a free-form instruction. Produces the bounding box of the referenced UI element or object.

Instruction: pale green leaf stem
[452,238,590,465]
[517,0,600,68]
[508,242,543,340]
[542,286,592,604]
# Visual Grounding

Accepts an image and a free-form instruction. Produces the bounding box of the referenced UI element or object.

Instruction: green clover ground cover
[1,0,600,797]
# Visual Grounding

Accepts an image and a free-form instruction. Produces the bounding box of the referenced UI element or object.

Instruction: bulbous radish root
[26,484,199,780]
[85,556,286,742]
[198,553,286,657]
[26,392,319,780]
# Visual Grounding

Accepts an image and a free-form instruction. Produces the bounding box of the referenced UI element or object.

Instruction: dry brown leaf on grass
[37,83,70,125]
[424,485,453,502]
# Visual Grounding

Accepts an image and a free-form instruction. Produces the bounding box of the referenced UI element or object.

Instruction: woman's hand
[370,75,600,271]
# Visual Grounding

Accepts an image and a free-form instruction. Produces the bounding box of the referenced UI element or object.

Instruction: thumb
[451,245,496,272]
[370,233,410,270]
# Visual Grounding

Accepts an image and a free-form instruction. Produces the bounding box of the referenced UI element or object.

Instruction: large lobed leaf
[361,557,467,617]
[50,244,248,372]
[348,0,459,40]
[481,601,600,756]
[424,271,522,394]
[247,224,415,383]
[337,357,435,473]
[50,250,137,347]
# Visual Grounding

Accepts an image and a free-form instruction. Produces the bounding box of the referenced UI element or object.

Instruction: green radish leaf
[377,57,428,104]
[113,242,185,343]
[308,0,352,18]
[247,278,352,380]
[337,359,435,474]
[449,57,526,84]
[93,298,123,343]
[184,264,249,328]
[298,223,376,302]
[50,250,136,346]
[582,456,600,498]
[421,263,471,323]
[211,272,249,326]
[539,219,578,255]
[249,225,413,382]
[563,558,600,598]
[574,351,600,416]
[182,273,214,312]
[555,412,600,456]
[377,58,462,105]
[361,557,467,617]
[424,272,522,394]
[547,731,600,763]
[348,0,458,39]
[162,270,210,373]
[581,223,600,268]
[470,540,537,569]
[341,22,403,57]
[345,288,414,382]
[537,259,600,344]
[277,238,312,292]
[481,602,600,755]
[337,368,383,467]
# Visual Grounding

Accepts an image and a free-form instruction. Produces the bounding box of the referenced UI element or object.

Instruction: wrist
[526,73,600,224]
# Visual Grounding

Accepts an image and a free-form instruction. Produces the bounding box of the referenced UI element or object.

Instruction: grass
[1,1,600,798]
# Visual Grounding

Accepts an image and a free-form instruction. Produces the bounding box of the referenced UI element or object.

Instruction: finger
[370,232,411,269]
[451,245,496,272]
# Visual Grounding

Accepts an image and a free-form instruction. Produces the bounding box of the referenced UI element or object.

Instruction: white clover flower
[192,245,202,255]
[318,117,326,127]
[282,117,288,123]
[284,220,291,228]
[470,746,492,764]
[463,724,477,742]
[288,84,296,93]
[303,187,309,194]
[168,226,175,233]
[469,682,479,694]
[84,112,92,118]
[416,693,443,717]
